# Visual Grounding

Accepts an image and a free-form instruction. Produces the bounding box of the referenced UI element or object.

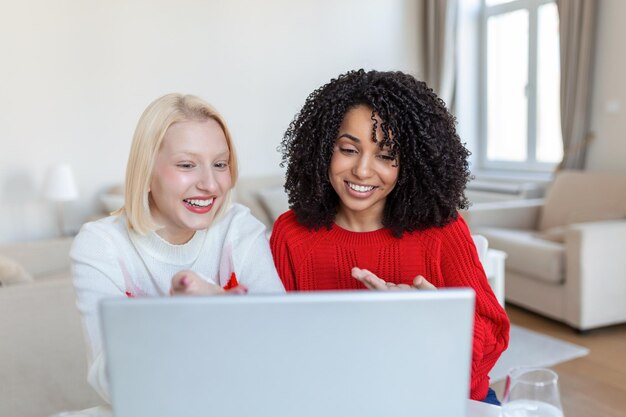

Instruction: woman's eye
[214,161,229,170]
[339,148,357,155]
[177,163,195,169]
[378,154,395,161]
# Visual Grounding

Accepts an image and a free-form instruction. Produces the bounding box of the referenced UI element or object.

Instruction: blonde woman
[71,93,284,403]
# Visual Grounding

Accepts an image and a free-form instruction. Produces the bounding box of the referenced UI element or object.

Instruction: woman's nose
[352,155,373,179]
[197,168,218,192]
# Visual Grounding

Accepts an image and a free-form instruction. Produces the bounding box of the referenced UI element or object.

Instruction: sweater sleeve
[437,216,510,400]
[269,212,298,291]
[70,222,127,404]
[232,211,285,293]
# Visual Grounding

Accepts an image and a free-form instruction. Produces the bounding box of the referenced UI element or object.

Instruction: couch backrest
[234,175,288,229]
[539,170,626,231]
[0,237,73,279]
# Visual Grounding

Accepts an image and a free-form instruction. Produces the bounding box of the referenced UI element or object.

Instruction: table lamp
[44,164,79,236]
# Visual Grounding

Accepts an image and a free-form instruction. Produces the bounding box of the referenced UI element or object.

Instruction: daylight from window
[485,0,517,5]
[536,2,562,163]
[483,0,563,169]
[487,9,529,162]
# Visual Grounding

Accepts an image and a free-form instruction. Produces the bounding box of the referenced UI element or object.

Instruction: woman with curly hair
[270,69,509,405]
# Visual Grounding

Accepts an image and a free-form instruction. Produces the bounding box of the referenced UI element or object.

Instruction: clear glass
[502,367,564,417]
[536,2,563,163]
[486,9,529,162]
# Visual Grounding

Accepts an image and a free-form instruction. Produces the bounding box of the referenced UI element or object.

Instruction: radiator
[465,179,545,204]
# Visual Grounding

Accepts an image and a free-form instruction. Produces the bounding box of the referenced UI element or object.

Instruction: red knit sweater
[270,210,509,401]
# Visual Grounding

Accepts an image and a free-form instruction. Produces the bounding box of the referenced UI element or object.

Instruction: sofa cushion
[478,227,565,285]
[0,278,102,417]
[536,226,566,243]
[234,175,285,228]
[256,186,290,226]
[0,255,34,286]
[539,170,626,231]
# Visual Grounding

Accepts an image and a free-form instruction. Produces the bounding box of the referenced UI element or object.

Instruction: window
[479,0,562,171]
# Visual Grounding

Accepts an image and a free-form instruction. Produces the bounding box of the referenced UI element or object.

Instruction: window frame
[478,0,560,172]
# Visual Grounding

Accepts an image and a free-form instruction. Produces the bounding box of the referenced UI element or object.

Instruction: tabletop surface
[52,400,502,417]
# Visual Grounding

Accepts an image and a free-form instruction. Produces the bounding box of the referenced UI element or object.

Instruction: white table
[468,399,502,416]
[53,400,501,417]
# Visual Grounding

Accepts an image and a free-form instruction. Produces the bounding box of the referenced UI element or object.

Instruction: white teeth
[348,183,374,193]
[185,198,213,207]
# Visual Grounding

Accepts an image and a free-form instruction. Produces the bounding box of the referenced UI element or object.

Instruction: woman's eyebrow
[337,133,361,143]
[172,149,229,158]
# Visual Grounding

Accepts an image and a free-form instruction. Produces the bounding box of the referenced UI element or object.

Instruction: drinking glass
[501,367,564,417]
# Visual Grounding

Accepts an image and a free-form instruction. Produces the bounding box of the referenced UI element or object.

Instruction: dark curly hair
[280,69,471,237]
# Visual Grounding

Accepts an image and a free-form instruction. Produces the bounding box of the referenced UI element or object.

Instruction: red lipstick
[182,196,215,214]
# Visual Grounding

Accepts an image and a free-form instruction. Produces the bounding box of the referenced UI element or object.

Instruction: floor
[490,305,626,417]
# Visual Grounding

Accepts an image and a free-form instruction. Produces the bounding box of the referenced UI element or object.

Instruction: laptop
[100,289,475,417]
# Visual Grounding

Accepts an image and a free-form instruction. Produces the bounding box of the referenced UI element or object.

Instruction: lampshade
[44,164,79,202]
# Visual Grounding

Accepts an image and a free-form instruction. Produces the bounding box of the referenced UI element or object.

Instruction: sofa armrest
[564,220,626,329]
[461,198,545,231]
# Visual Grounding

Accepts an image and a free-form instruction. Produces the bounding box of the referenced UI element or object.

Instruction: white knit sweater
[71,203,285,402]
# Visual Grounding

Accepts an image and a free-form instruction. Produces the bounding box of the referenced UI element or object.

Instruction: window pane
[536,2,563,163]
[486,9,528,162]
[485,0,517,6]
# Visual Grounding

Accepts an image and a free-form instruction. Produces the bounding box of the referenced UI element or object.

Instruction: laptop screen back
[101,290,474,417]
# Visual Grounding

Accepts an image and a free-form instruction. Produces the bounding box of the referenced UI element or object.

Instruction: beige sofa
[463,170,626,331]
[0,238,102,417]
[0,178,282,417]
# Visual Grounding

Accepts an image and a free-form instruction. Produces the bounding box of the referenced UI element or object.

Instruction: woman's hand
[351,267,436,291]
[169,271,248,296]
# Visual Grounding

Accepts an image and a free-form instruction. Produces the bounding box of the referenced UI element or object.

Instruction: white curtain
[556,0,598,170]
[422,0,459,109]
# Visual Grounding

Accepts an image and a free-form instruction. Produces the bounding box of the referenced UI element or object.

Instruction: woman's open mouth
[182,197,214,213]
[345,181,377,198]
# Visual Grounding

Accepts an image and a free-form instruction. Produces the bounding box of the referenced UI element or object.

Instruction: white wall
[0,0,421,243]
[586,0,626,174]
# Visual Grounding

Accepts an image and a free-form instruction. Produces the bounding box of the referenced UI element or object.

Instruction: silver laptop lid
[101,289,474,417]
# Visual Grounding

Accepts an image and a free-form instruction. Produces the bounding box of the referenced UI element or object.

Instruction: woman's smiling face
[328,105,399,229]
[149,119,232,244]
